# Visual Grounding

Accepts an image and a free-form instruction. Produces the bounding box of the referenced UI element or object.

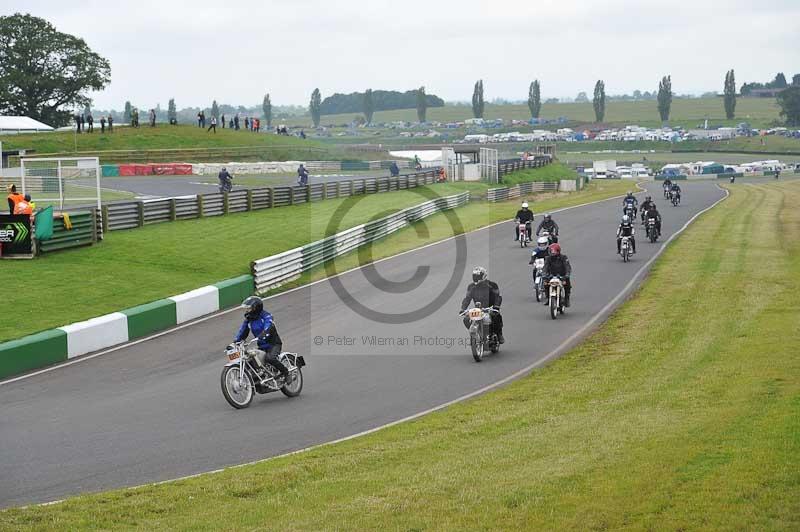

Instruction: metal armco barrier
[251,191,470,293]
[486,182,559,202]
[98,169,439,234]
[497,156,553,178]
[38,210,101,253]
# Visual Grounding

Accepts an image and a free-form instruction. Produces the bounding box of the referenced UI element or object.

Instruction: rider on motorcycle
[670,182,682,202]
[218,167,233,191]
[460,266,504,344]
[536,213,559,239]
[514,202,534,242]
[639,195,655,223]
[646,204,662,237]
[543,243,572,307]
[622,192,638,217]
[529,236,550,280]
[234,296,290,382]
[617,214,636,255]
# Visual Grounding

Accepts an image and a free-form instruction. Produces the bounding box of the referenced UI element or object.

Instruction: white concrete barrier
[59,312,129,359]
[559,179,577,192]
[170,286,220,324]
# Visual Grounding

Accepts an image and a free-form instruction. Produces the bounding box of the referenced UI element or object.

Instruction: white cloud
[4,0,799,110]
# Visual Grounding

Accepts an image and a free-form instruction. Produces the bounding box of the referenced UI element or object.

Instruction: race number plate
[469,308,483,319]
[227,351,241,361]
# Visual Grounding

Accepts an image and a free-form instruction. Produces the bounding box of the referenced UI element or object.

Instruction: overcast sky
[6,0,800,110]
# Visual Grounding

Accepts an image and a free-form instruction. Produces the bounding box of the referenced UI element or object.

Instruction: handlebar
[459,306,499,316]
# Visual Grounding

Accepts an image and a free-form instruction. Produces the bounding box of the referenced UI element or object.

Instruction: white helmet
[472,266,487,283]
[521,202,529,208]
[622,215,630,223]
[537,236,549,247]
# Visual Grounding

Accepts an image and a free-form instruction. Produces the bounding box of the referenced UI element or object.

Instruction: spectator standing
[7,184,23,214]
[197,111,203,128]
[87,114,94,133]
[79,114,85,133]
[234,115,240,130]
[208,116,217,133]
[149,109,156,127]
[229,118,234,129]
[244,117,250,130]
[221,114,225,129]
[389,161,400,177]
[300,130,306,139]
[108,115,114,132]
[100,116,106,133]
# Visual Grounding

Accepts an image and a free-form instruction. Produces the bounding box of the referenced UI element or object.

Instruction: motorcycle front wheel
[550,295,559,319]
[471,334,484,362]
[281,368,304,397]
[221,366,255,409]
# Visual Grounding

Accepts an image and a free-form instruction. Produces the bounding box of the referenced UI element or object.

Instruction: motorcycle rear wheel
[281,368,304,397]
[221,366,255,409]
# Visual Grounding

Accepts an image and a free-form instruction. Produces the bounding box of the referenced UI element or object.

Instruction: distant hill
[320,90,444,115]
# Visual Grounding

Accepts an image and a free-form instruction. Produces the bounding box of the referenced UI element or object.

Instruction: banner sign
[0,214,32,255]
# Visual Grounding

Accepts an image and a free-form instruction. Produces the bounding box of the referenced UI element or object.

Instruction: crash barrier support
[486,182,559,202]
[0,275,255,380]
[251,191,470,293]
[38,210,103,254]
[497,156,553,181]
[99,170,439,232]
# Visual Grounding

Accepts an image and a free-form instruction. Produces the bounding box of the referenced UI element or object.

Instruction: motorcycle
[646,217,659,243]
[532,257,546,302]
[517,221,530,247]
[623,204,636,219]
[539,230,557,245]
[663,185,671,199]
[620,235,632,262]
[670,190,680,206]
[547,277,566,320]
[221,339,305,409]
[219,180,233,193]
[459,303,500,362]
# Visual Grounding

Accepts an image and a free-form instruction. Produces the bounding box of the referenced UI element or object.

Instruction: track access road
[0,181,726,508]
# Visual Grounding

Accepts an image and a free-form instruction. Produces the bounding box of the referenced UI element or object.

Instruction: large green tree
[658,75,672,122]
[123,101,132,123]
[310,88,322,127]
[363,88,374,124]
[0,13,111,127]
[528,80,541,119]
[724,69,736,120]
[593,80,605,122]
[472,79,484,118]
[776,86,800,126]
[773,72,788,89]
[416,86,427,122]
[262,94,272,127]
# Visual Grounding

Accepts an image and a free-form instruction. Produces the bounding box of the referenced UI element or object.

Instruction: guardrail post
[101,205,109,234]
[137,201,144,227]
[323,182,328,200]
[268,188,274,209]
[223,192,229,214]
[305,184,311,203]
[197,194,204,218]
[335,181,341,198]
[289,187,295,205]
[169,198,176,221]
[246,189,253,211]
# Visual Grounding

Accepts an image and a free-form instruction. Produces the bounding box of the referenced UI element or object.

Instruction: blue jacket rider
[235,296,289,381]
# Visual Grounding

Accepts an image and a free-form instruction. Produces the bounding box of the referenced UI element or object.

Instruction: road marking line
[25,185,728,508]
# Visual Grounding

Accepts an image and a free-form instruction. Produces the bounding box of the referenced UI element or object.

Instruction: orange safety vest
[14,200,33,215]
[7,193,23,212]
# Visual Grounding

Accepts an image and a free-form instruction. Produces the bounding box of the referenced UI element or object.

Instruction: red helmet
[549,243,561,255]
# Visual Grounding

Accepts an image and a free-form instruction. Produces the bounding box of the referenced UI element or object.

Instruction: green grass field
[0,172,617,342]
[0,125,339,162]
[500,161,575,185]
[284,97,781,129]
[2,181,796,530]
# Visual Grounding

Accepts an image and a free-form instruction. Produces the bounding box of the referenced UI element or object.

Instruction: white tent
[0,116,54,132]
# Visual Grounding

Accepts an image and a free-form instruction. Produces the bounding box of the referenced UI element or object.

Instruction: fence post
[268,188,274,209]
[323,182,328,200]
[223,192,229,214]
[137,201,144,227]
[305,184,311,203]
[335,181,341,198]
[101,205,109,234]
[197,194,204,218]
[169,198,176,221]
[289,186,295,205]
[246,189,253,211]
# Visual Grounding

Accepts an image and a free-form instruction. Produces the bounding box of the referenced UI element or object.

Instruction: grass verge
[2,181,797,529]
[0,180,627,342]
[499,161,576,185]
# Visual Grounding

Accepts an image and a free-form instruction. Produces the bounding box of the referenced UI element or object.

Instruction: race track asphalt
[0,181,726,508]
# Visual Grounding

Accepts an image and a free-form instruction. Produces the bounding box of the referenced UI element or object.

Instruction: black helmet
[242,296,263,320]
[472,266,487,283]
[544,213,551,221]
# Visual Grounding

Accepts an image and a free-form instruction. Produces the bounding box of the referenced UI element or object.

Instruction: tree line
[2,13,799,129]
